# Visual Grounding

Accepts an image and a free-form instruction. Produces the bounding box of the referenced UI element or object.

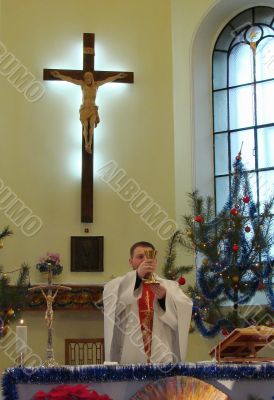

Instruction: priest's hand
[137,259,156,279]
[151,284,166,300]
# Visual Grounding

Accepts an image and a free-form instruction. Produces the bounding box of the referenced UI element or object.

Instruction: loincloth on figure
[79,104,100,127]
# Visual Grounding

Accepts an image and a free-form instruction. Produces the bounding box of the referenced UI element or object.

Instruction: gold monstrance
[28,264,71,366]
[143,249,160,284]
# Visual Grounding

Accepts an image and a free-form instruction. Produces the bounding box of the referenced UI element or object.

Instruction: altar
[2,362,274,400]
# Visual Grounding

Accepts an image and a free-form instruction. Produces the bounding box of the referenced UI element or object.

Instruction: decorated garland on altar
[27,286,103,310]
[2,363,274,400]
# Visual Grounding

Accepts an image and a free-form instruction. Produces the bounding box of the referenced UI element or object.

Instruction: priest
[103,241,193,364]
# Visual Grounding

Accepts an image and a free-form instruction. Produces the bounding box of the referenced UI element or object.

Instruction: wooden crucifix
[43,33,134,222]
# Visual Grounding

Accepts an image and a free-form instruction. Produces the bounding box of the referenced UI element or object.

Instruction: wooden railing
[65,338,104,365]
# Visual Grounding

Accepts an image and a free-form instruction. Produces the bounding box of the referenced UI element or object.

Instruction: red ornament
[195,215,203,223]
[243,195,250,203]
[232,244,239,252]
[236,152,242,160]
[258,281,264,290]
[245,226,251,233]
[221,328,229,336]
[178,276,186,285]
[6,308,14,317]
[230,208,238,216]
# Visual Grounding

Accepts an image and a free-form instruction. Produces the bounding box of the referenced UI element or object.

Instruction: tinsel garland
[193,308,234,337]
[197,257,273,307]
[197,266,224,300]
[2,363,274,399]
[265,274,274,309]
[263,257,274,309]
[197,259,271,305]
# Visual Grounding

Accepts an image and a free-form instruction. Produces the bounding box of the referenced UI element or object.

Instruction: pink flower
[46,252,61,264]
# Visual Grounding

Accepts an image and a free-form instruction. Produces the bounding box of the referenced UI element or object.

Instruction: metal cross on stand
[28,265,71,367]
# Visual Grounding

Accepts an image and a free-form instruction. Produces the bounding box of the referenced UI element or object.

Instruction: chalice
[143,249,160,284]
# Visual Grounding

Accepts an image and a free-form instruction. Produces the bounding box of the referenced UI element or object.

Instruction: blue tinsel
[197,266,224,300]
[193,311,234,337]
[2,363,274,400]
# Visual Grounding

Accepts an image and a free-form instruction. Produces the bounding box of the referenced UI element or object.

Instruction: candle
[16,320,27,354]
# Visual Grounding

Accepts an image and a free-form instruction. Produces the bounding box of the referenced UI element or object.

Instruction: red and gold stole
[138,284,155,362]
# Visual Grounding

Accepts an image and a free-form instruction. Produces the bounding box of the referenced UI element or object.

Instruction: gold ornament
[202,258,209,265]
[6,308,14,317]
[232,275,239,283]
[2,325,9,336]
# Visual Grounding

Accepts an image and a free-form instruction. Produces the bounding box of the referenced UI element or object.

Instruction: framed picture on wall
[71,236,104,272]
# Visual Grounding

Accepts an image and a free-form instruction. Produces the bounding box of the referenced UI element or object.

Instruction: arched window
[213,6,274,216]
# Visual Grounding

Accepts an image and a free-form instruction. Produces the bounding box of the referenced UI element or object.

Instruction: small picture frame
[71,236,104,272]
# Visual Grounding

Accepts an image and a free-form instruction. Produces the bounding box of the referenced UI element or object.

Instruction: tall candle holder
[29,263,71,367]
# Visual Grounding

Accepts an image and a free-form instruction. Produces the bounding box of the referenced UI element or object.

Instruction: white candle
[16,321,27,354]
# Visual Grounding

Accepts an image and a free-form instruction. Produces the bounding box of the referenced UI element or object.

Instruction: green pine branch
[0,226,13,240]
[0,263,30,324]
[163,230,194,280]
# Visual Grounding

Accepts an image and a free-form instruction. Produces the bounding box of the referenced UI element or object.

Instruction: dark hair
[130,241,155,257]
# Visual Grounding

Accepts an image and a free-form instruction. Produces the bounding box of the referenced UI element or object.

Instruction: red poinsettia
[33,384,112,400]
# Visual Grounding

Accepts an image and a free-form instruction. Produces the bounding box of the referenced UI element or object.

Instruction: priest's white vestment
[103,270,193,364]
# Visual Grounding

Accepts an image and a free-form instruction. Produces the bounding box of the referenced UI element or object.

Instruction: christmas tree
[169,153,274,337]
[0,226,30,338]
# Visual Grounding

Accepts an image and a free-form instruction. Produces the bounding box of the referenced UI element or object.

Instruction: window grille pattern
[213,6,274,242]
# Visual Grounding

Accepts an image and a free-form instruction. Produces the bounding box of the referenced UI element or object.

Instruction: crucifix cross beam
[43,33,134,223]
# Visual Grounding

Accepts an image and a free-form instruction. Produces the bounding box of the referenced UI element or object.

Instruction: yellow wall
[0,0,174,283]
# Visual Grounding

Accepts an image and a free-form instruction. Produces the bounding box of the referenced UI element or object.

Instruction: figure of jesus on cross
[43,33,134,222]
[28,266,71,366]
[51,70,127,153]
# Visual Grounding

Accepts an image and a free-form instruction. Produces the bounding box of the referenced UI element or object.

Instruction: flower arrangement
[33,384,112,399]
[36,252,63,276]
